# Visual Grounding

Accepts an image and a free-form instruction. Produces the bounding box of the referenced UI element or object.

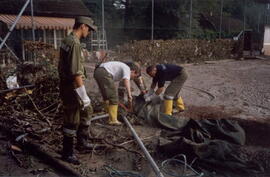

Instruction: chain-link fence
[84,0,268,49]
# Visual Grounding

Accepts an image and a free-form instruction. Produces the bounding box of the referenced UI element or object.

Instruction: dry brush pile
[0,61,62,141]
[116,39,237,65]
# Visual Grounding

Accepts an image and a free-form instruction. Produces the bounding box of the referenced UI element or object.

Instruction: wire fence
[86,0,268,48]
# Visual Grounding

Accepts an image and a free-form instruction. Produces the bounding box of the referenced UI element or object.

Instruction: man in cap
[94,61,141,125]
[145,64,188,116]
[58,16,97,165]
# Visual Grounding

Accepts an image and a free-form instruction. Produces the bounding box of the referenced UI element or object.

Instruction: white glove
[96,50,107,61]
[75,85,91,109]
[144,93,157,102]
[96,51,101,59]
[144,89,154,100]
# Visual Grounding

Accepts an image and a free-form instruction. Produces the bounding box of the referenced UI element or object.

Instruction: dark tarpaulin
[133,96,264,177]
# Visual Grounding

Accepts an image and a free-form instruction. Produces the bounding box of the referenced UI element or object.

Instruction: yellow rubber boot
[103,100,109,113]
[176,97,185,112]
[108,105,122,125]
[164,100,173,116]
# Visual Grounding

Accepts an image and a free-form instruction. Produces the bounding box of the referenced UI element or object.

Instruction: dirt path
[181,59,270,119]
[85,58,270,119]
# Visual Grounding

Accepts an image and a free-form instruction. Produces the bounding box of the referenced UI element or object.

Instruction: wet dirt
[181,59,270,119]
[1,58,270,177]
[0,131,60,177]
[86,58,270,119]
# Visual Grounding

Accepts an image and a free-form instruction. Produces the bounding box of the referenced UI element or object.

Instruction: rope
[104,165,144,177]
[161,154,204,177]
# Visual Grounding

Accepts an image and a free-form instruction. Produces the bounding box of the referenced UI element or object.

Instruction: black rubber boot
[76,125,106,152]
[62,136,80,165]
[76,137,96,152]
[76,125,93,152]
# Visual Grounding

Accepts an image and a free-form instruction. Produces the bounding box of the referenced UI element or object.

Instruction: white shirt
[100,61,130,81]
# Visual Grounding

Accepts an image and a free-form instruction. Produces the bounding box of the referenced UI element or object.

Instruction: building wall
[263,26,270,56]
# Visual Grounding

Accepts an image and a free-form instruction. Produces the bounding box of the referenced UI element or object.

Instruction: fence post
[0,0,31,50]
[219,0,224,39]
[189,0,193,38]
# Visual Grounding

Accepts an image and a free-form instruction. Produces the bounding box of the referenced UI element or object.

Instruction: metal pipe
[219,0,224,39]
[243,0,246,38]
[258,13,260,32]
[102,0,105,49]
[0,0,31,50]
[31,0,35,41]
[31,0,36,66]
[0,37,20,62]
[91,114,108,122]
[0,84,34,94]
[189,0,193,38]
[122,115,165,177]
[151,0,154,40]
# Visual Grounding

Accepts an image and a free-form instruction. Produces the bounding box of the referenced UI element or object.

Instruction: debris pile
[0,61,61,136]
[0,60,151,176]
[23,41,59,65]
[116,39,236,64]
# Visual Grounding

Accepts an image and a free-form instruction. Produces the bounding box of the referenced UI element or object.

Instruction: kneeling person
[146,64,188,116]
[94,61,140,125]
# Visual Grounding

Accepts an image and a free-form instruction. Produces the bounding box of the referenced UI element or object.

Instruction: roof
[0,0,92,18]
[0,14,75,30]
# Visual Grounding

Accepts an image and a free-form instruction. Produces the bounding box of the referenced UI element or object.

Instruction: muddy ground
[0,58,270,177]
[86,58,270,120]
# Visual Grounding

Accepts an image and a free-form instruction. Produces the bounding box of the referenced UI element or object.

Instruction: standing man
[145,64,188,116]
[94,61,140,125]
[58,16,97,165]
[118,61,147,102]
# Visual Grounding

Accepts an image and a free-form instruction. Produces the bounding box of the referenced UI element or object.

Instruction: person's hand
[143,89,154,100]
[144,93,156,102]
[141,90,147,95]
[96,50,107,62]
[75,85,91,109]
[127,96,133,112]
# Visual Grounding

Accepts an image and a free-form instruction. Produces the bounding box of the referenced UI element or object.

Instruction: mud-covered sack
[133,95,189,130]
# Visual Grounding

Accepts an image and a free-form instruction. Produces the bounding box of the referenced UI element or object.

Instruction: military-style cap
[75,16,97,31]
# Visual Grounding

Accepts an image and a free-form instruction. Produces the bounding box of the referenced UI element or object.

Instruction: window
[35,29,44,42]
[22,29,44,42]
[56,30,66,48]
[22,29,33,41]
[46,29,54,45]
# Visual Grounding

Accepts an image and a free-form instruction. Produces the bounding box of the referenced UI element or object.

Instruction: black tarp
[133,96,265,177]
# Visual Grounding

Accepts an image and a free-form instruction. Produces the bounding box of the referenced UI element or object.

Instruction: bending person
[94,61,140,125]
[145,64,188,116]
[118,61,147,102]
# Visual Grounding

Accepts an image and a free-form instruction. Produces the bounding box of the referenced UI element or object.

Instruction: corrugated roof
[0,14,75,30]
